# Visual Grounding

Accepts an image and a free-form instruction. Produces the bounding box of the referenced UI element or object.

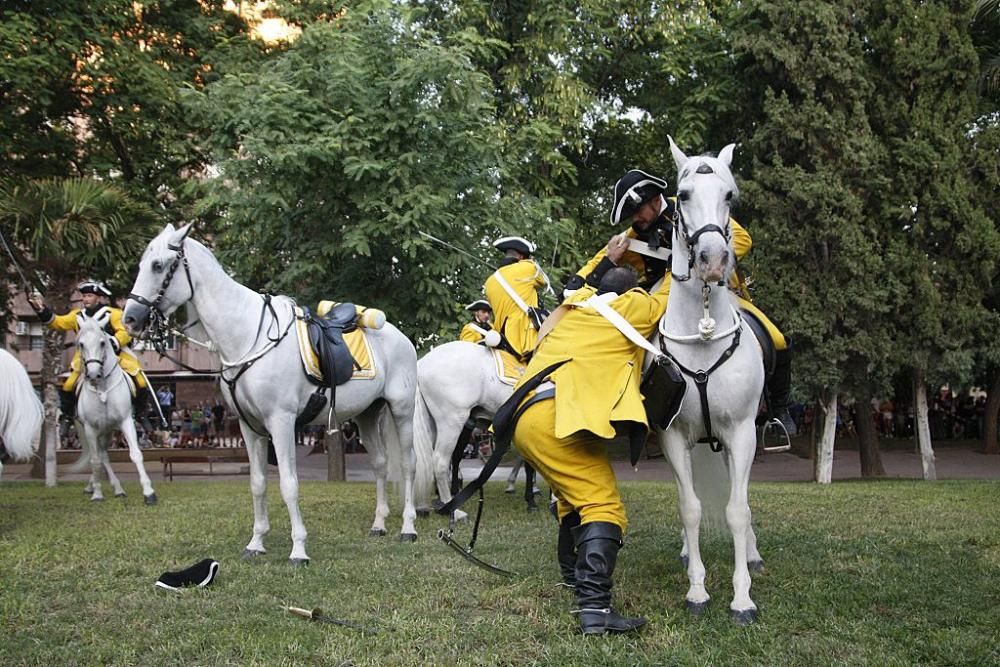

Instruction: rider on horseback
[458,299,500,347]
[564,169,797,436]
[29,281,151,425]
[483,236,550,362]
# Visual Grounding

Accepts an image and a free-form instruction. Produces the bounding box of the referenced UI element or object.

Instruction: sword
[437,487,517,577]
[0,226,45,301]
[418,231,496,271]
[282,606,380,634]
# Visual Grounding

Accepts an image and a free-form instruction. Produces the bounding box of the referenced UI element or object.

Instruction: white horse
[123,223,420,564]
[655,137,766,624]
[0,348,43,477]
[74,313,158,504]
[413,341,539,517]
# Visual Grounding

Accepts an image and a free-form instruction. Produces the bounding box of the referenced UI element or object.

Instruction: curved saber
[418,231,496,271]
[437,528,517,577]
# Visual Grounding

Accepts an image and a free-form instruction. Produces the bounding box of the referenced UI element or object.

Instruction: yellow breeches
[63,350,147,392]
[513,398,628,533]
[658,274,788,350]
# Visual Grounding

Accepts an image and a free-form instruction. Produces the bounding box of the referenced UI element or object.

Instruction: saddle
[302,302,360,388]
[741,309,776,380]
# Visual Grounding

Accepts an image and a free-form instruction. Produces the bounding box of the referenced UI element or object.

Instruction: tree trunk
[815,393,837,484]
[856,391,885,478]
[912,369,937,480]
[984,370,1000,455]
[30,284,73,484]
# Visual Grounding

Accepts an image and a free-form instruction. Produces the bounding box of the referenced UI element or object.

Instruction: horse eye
[725,191,734,202]
[152,260,164,272]
[100,340,105,347]
[678,191,691,202]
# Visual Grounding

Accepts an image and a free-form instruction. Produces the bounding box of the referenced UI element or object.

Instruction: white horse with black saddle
[655,138,766,624]
[74,313,159,504]
[0,348,43,477]
[123,224,420,564]
[413,341,539,517]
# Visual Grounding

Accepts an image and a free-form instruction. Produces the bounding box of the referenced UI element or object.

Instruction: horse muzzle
[123,300,151,336]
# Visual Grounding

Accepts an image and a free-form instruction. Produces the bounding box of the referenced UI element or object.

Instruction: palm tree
[0,177,159,483]
[973,0,1000,107]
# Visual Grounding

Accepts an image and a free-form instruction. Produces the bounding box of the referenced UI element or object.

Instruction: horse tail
[0,350,43,461]
[411,385,437,508]
[690,444,730,536]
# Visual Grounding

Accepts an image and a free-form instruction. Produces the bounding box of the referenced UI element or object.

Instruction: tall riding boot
[768,347,797,435]
[557,511,581,587]
[59,389,77,423]
[572,521,647,635]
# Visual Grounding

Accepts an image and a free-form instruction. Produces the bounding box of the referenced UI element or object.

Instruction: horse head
[123,223,194,336]
[77,312,113,382]
[668,136,738,285]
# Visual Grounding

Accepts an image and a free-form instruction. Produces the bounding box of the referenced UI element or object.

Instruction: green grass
[2,479,998,666]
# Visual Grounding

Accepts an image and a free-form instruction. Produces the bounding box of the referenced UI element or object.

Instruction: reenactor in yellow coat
[29,281,149,423]
[509,262,664,635]
[483,236,550,362]
[565,169,796,435]
[458,300,495,345]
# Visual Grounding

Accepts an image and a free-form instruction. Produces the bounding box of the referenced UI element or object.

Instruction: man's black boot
[59,389,77,425]
[768,347,797,436]
[572,521,646,635]
[557,511,581,587]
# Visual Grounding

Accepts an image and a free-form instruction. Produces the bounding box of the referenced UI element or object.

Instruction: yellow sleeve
[732,219,751,260]
[46,309,81,332]
[459,324,480,343]
[621,280,670,338]
[109,309,132,349]
[576,229,638,279]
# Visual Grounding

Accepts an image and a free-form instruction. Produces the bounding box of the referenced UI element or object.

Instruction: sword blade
[418,230,496,271]
[438,528,517,577]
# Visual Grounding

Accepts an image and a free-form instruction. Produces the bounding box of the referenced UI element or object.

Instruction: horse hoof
[369,528,387,538]
[504,487,515,494]
[242,549,266,560]
[415,508,431,518]
[399,533,417,543]
[144,493,158,506]
[679,555,689,569]
[115,492,127,498]
[289,558,310,567]
[685,600,710,616]
[526,505,539,513]
[731,608,758,625]
[90,497,105,502]
[748,559,764,572]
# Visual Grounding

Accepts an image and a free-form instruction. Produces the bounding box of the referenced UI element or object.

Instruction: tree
[0,177,159,484]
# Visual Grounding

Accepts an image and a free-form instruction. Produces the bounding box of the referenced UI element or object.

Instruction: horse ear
[168,223,194,247]
[94,309,111,328]
[668,136,688,171]
[718,143,736,168]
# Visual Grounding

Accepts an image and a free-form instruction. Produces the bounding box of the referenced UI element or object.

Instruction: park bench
[160,449,251,481]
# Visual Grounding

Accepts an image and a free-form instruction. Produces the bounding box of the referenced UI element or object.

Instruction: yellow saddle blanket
[294,308,377,384]
[492,348,526,386]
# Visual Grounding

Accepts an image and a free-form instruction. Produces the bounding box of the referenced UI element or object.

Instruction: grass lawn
[1,479,998,666]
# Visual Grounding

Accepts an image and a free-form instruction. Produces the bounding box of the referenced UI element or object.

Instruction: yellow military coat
[459,322,490,344]
[43,306,143,389]
[484,259,548,359]
[515,281,669,442]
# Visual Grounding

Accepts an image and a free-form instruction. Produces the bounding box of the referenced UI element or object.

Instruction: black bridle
[671,164,733,283]
[128,235,195,353]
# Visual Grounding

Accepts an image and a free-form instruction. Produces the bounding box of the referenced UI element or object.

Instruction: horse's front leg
[726,424,758,624]
[265,415,309,564]
[120,416,157,504]
[241,426,271,559]
[392,407,418,542]
[660,429,709,613]
[83,425,105,502]
[101,448,126,498]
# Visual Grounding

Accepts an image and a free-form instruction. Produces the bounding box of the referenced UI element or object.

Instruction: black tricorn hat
[77,280,112,297]
[493,236,536,256]
[465,299,492,312]
[609,170,668,225]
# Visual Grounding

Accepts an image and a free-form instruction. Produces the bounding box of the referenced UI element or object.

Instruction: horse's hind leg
[505,454,522,493]
[241,426,271,558]
[726,427,758,624]
[433,415,468,522]
[660,430,709,613]
[84,426,105,502]
[102,449,126,498]
[120,417,156,504]
[523,463,538,512]
[355,409,390,537]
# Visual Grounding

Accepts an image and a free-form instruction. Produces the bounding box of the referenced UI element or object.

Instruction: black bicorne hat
[609,170,668,225]
[465,299,492,312]
[493,236,536,256]
[77,280,112,297]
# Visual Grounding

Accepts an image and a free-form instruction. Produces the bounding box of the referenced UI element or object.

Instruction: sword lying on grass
[281,606,380,634]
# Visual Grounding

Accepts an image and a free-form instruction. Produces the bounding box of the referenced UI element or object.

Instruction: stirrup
[759,418,791,453]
